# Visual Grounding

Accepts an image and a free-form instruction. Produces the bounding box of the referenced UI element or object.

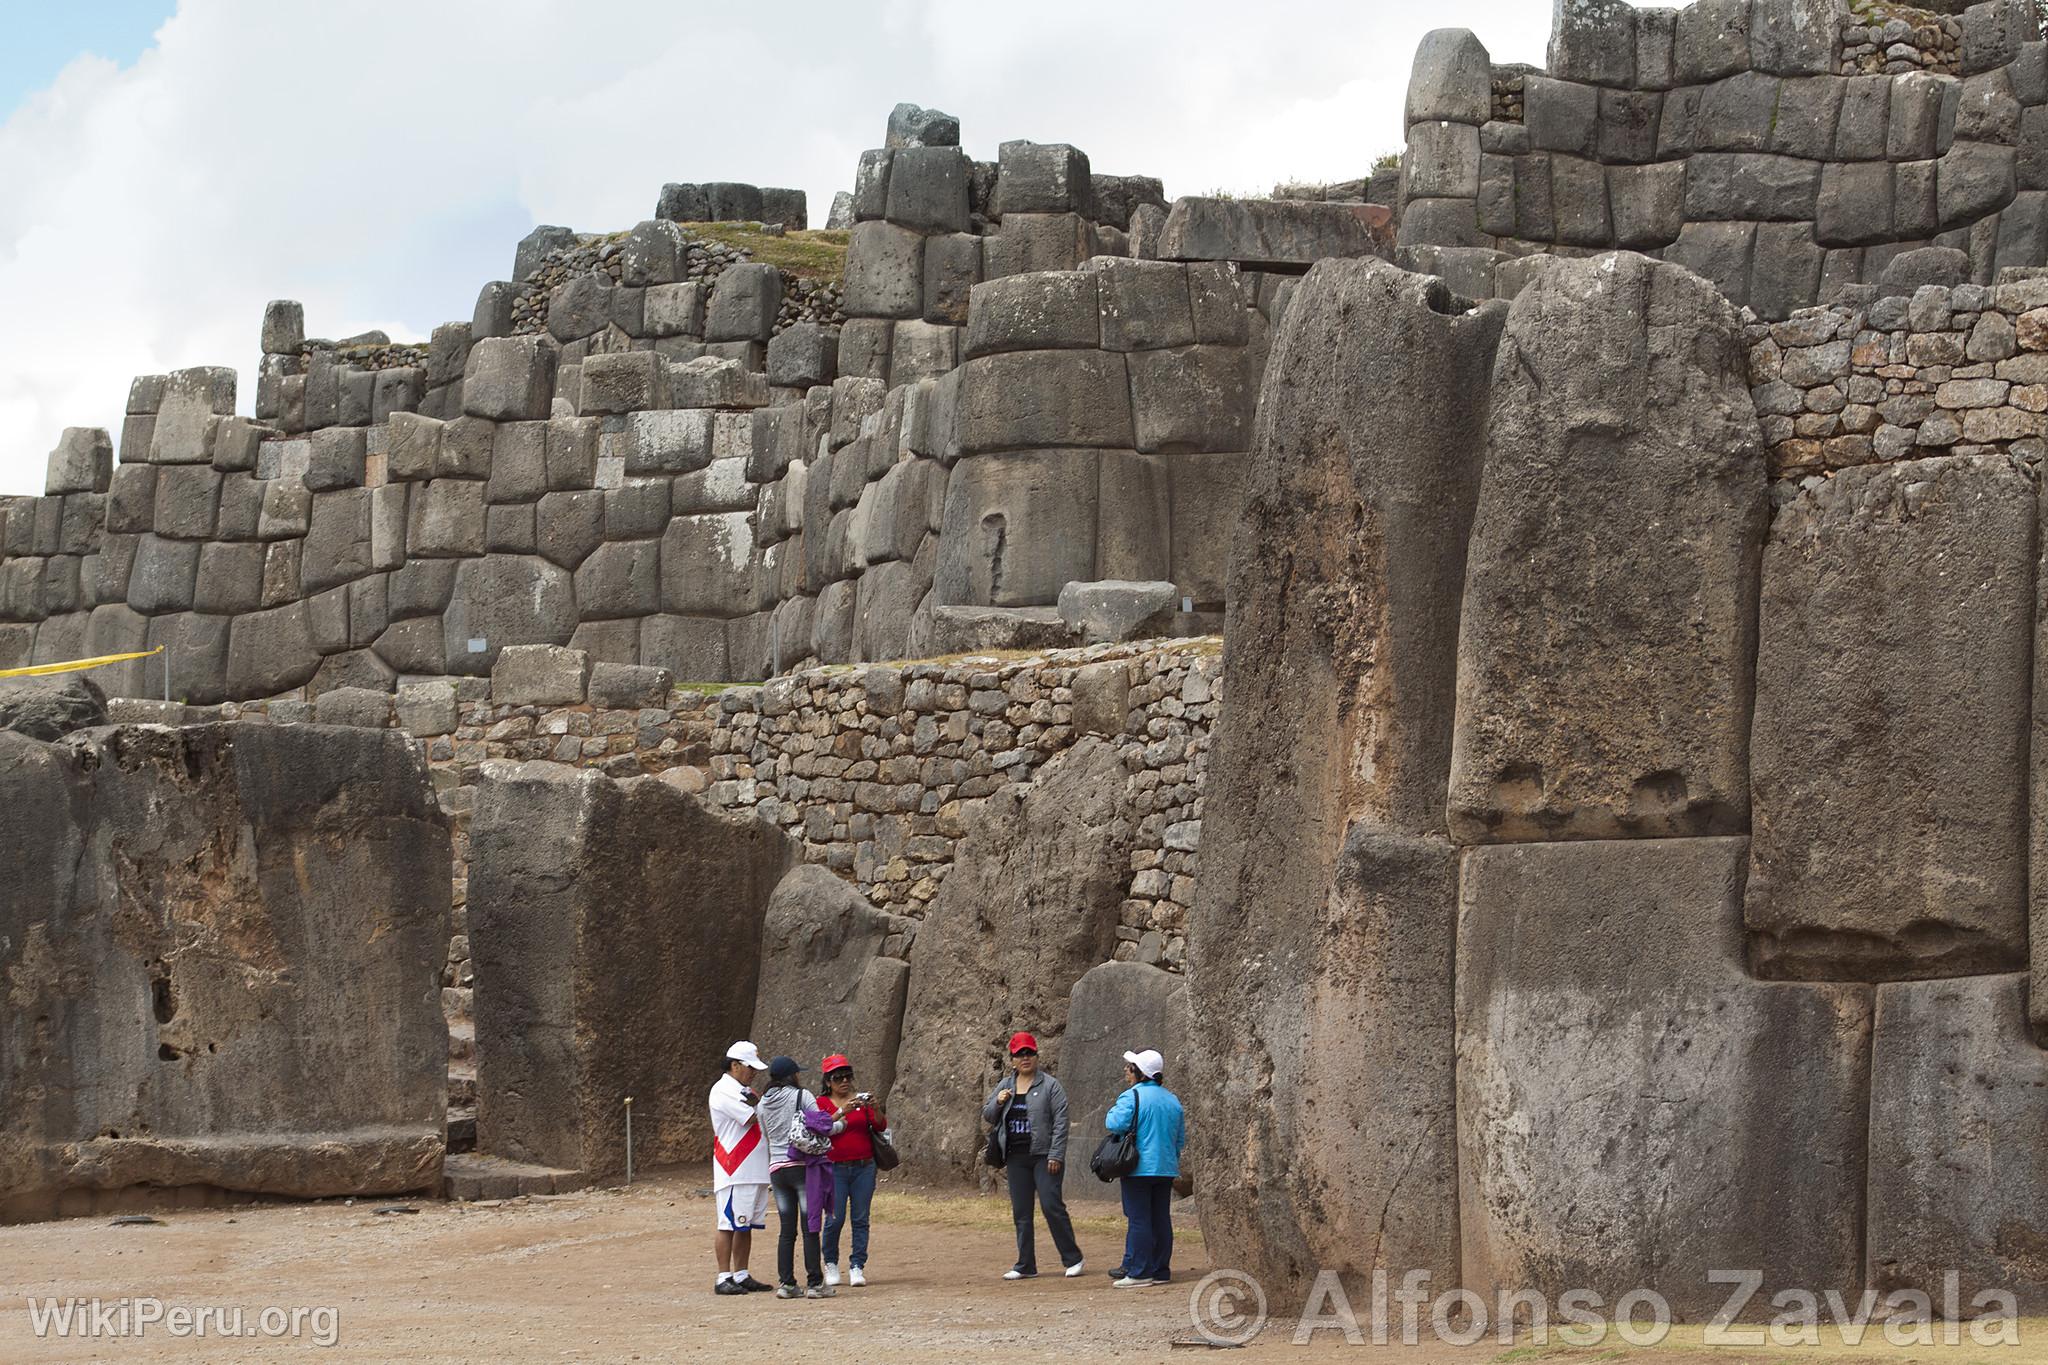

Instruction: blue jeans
[1119,1176,1174,1281]
[823,1159,875,1268]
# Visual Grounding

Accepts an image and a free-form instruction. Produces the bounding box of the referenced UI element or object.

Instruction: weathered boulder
[1867,973,2048,1311]
[1457,837,1872,1318]
[1157,197,1396,267]
[468,762,792,1179]
[749,865,913,1098]
[1061,963,1191,1199]
[888,738,1134,1180]
[0,675,107,741]
[1187,259,1504,1302]
[1449,252,1767,843]
[1749,454,2034,980]
[1056,579,1177,643]
[0,723,450,1221]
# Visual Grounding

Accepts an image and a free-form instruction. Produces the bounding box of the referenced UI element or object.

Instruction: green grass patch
[681,222,849,281]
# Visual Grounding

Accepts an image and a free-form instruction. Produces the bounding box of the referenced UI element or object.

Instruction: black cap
[768,1055,802,1082]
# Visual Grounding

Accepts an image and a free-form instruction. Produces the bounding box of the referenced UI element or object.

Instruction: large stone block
[1449,253,1766,843]
[126,534,201,615]
[469,761,789,1177]
[151,465,222,541]
[885,145,972,233]
[659,512,756,619]
[843,221,925,319]
[1673,0,1752,83]
[44,428,112,496]
[1456,837,1871,1318]
[573,539,661,618]
[956,351,1132,454]
[440,554,578,675]
[1750,455,2033,980]
[993,141,1092,217]
[226,602,318,698]
[1128,345,1252,454]
[981,212,1094,279]
[934,449,1100,607]
[1683,152,1823,220]
[963,271,1102,359]
[491,643,590,706]
[1185,260,1504,1303]
[641,613,729,681]
[1868,973,2048,1311]
[705,263,784,343]
[406,479,486,559]
[749,864,913,1099]
[1405,119,1483,199]
[889,738,1134,1179]
[1156,197,1394,268]
[463,337,558,422]
[766,322,838,389]
[1408,27,1494,124]
[0,722,448,1219]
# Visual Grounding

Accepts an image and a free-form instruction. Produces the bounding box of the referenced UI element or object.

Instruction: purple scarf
[800,1108,836,1233]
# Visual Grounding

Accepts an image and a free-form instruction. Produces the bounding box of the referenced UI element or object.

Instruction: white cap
[1123,1048,1164,1078]
[726,1040,767,1070]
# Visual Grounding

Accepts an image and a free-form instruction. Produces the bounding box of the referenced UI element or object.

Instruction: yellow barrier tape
[0,646,162,680]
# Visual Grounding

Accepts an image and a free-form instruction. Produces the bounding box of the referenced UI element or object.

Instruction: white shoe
[823,1263,840,1287]
[1114,1275,1145,1288]
[848,1266,866,1287]
[1003,1268,1036,1280]
[1064,1261,1086,1277]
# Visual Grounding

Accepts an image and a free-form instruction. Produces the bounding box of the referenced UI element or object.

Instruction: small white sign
[1181,597,1193,614]
[467,638,488,654]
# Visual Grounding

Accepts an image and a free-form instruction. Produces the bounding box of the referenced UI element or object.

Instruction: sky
[0,0,1552,497]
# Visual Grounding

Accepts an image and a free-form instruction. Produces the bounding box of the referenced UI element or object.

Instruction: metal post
[624,1096,634,1185]
[162,645,170,704]
[771,618,781,678]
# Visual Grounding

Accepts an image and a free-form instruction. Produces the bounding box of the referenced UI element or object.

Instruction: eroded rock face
[750,864,913,1097]
[1456,837,1872,1319]
[887,737,1134,1180]
[1749,454,2035,980]
[1868,973,2048,1311]
[0,723,450,1222]
[0,676,107,741]
[1187,258,1505,1299]
[468,761,792,1179]
[1448,252,1768,843]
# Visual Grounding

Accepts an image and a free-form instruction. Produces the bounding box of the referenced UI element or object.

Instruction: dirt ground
[0,1171,2042,1363]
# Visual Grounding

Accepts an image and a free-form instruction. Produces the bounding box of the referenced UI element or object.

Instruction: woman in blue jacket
[1103,1047,1185,1287]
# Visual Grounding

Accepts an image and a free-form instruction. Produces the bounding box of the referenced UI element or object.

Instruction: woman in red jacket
[816,1053,886,1287]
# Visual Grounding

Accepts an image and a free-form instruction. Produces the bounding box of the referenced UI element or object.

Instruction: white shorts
[716,1182,769,1232]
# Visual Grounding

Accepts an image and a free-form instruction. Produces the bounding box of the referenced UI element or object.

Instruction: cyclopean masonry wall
[1396,0,2048,317]
[1189,246,2048,1317]
[0,105,1373,701]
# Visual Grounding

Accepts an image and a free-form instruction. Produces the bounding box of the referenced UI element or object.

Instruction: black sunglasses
[1012,1048,1038,1058]
[826,1068,853,1079]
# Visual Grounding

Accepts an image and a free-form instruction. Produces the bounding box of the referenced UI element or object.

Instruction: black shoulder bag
[1090,1085,1142,1182]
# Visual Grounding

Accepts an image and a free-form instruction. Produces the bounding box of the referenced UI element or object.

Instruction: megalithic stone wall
[0,721,450,1222]
[1396,0,2048,317]
[1191,246,2048,1318]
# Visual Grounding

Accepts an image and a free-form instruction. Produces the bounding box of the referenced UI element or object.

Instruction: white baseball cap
[726,1041,767,1070]
[1123,1048,1165,1078]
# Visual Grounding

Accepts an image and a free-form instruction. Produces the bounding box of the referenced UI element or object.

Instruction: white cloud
[0,0,1551,495]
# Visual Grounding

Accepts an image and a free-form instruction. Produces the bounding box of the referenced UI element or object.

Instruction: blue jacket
[1104,1080,1185,1178]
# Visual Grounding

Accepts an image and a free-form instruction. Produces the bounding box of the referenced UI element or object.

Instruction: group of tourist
[706,1031,1187,1298]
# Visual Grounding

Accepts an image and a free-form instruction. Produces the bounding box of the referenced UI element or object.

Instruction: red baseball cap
[821,1054,851,1074]
[1008,1031,1039,1054]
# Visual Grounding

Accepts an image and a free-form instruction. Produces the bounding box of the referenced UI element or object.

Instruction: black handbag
[1090,1086,1141,1182]
[984,1121,1005,1168]
[870,1112,900,1172]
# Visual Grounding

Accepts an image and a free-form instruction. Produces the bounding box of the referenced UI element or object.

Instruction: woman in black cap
[759,1055,841,1298]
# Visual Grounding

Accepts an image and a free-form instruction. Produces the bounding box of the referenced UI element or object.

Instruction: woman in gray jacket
[981,1030,1084,1280]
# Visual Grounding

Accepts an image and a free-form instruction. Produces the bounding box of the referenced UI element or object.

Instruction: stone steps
[442,1152,587,1201]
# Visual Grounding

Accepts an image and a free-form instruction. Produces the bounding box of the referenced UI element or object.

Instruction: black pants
[1005,1151,1081,1273]
[770,1165,821,1287]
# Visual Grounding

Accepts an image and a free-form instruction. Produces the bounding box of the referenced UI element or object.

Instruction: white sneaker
[823,1262,840,1287]
[1003,1268,1036,1280]
[848,1266,866,1287]
[1114,1275,1146,1288]
[1064,1261,1086,1278]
